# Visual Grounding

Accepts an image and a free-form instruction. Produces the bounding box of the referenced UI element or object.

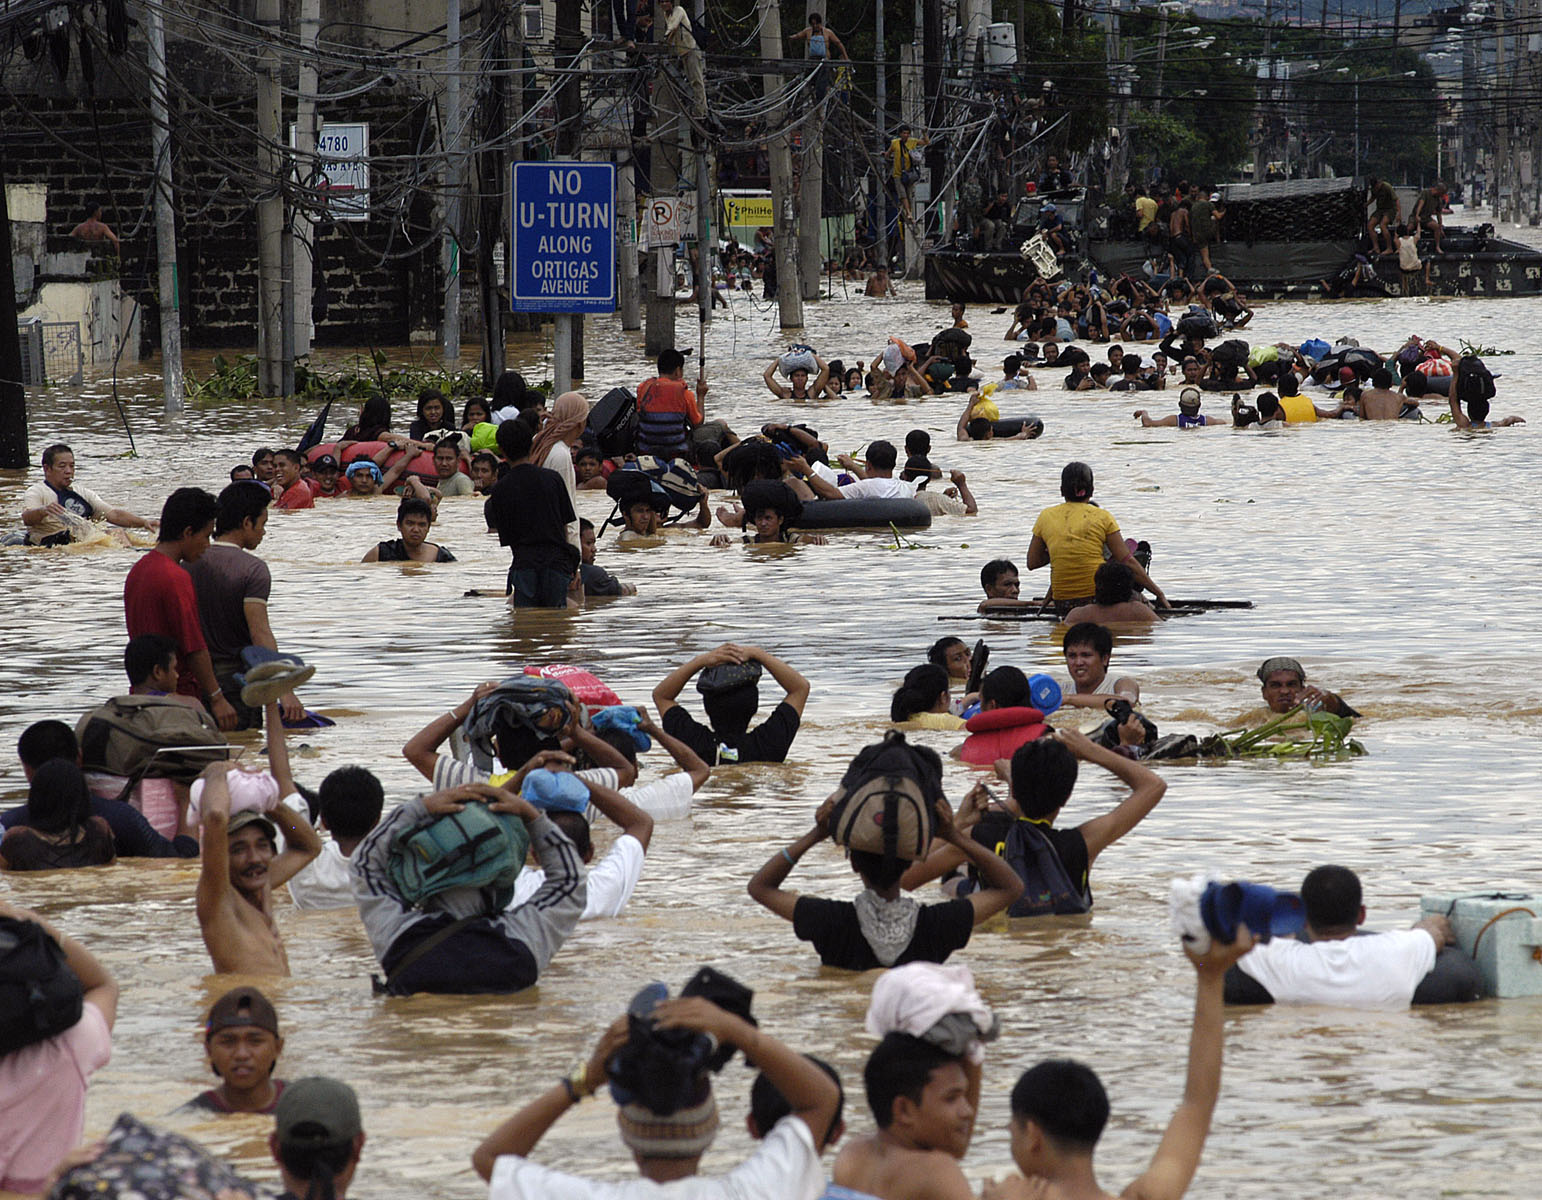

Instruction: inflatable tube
[524,664,621,708]
[1412,946,1485,1005]
[993,417,1044,439]
[308,441,438,479]
[798,498,933,531]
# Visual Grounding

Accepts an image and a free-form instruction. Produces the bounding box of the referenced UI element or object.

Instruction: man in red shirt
[124,488,239,730]
[271,450,315,510]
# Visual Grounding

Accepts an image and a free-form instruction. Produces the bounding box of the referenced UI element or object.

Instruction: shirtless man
[195,705,322,975]
[69,206,120,253]
[1063,562,1160,626]
[981,930,1255,1200]
[831,1031,981,1200]
[1350,368,1422,420]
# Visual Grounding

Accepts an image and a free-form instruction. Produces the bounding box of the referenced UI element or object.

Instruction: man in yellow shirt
[1027,462,1169,613]
[889,124,929,221]
[1134,185,1158,234]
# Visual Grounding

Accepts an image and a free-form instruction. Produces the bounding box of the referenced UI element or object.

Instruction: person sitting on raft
[1255,656,1359,719]
[652,642,810,766]
[710,480,829,547]
[763,353,831,402]
[1028,461,1170,614]
[335,395,436,459]
[1135,386,1230,428]
[636,347,706,460]
[890,664,965,730]
[747,781,1023,971]
[361,497,456,563]
[1062,563,1161,627]
[408,389,455,441]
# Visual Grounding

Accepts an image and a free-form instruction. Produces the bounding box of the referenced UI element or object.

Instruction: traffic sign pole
[554,315,573,396]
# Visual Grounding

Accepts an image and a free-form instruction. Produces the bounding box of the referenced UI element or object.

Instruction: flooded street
[2,230,1540,1198]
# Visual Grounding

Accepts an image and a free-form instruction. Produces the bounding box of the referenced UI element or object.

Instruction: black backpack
[1212,338,1249,369]
[1177,309,1218,339]
[1455,355,1496,407]
[1001,820,1092,917]
[587,387,638,458]
[825,732,941,862]
[0,916,85,1057]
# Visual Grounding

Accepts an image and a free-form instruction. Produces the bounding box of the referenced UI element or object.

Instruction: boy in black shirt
[485,420,579,607]
[748,783,1022,970]
[651,642,809,766]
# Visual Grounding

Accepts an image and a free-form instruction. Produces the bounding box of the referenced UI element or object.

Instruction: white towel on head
[866,962,998,1062]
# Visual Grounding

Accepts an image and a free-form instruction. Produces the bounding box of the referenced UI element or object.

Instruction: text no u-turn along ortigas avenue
[511,162,616,314]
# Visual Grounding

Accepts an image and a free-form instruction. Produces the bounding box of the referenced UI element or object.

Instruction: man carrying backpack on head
[902,727,1165,918]
[747,735,1022,970]
[352,780,586,995]
[1449,356,1525,429]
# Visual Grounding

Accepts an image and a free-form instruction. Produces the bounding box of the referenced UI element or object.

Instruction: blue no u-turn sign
[511,161,616,314]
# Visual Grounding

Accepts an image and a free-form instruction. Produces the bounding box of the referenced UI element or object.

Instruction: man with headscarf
[1255,657,1359,719]
[471,991,841,1198]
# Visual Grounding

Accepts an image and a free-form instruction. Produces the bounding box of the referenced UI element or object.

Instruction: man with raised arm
[194,703,322,975]
[982,930,1255,1200]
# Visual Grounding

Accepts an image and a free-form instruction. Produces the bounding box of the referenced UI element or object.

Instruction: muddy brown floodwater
[1,238,1540,1198]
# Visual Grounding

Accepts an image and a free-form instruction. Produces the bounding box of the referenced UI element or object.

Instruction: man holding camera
[472,994,840,1198]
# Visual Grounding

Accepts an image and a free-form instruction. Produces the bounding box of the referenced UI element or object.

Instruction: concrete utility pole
[442,0,463,360]
[256,0,285,396]
[555,0,583,382]
[646,2,680,354]
[1253,0,1274,182]
[615,5,641,330]
[797,0,823,302]
[693,0,713,324]
[147,0,184,412]
[0,165,27,468]
[875,0,887,268]
[293,0,320,359]
[757,0,803,327]
[919,0,943,275]
[479,0,510,389]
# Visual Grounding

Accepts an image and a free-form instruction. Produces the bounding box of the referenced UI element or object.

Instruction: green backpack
[386,801,531,911]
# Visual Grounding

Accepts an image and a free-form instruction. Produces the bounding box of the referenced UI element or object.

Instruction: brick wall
[2,41,441,350]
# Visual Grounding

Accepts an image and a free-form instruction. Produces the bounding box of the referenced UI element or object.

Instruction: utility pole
[442,0,463,361]
[645,1,681,356]
[479,0,510,389]
[1253,0,1274,183]
[255,0,285,396]
[694,0,713,323]
[147,0,183,412]
[0,163,27,468]
[757,0,803,327]
[922,0,943,247]
[555,0,582,382]
[798,0,823,301]
[293,0,319,359]
[611,3,640,329]
[875,0,888,268]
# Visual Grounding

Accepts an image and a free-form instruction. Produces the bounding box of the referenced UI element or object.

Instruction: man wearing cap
[1135,387,1230,428]
[186,986,288,1114]
[471,994,841,1198]
[1256,657,1358,719]
[189,481,307,728]
[271,1077,366,1200]
[306,454,348,498]
[194,721,323,976]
